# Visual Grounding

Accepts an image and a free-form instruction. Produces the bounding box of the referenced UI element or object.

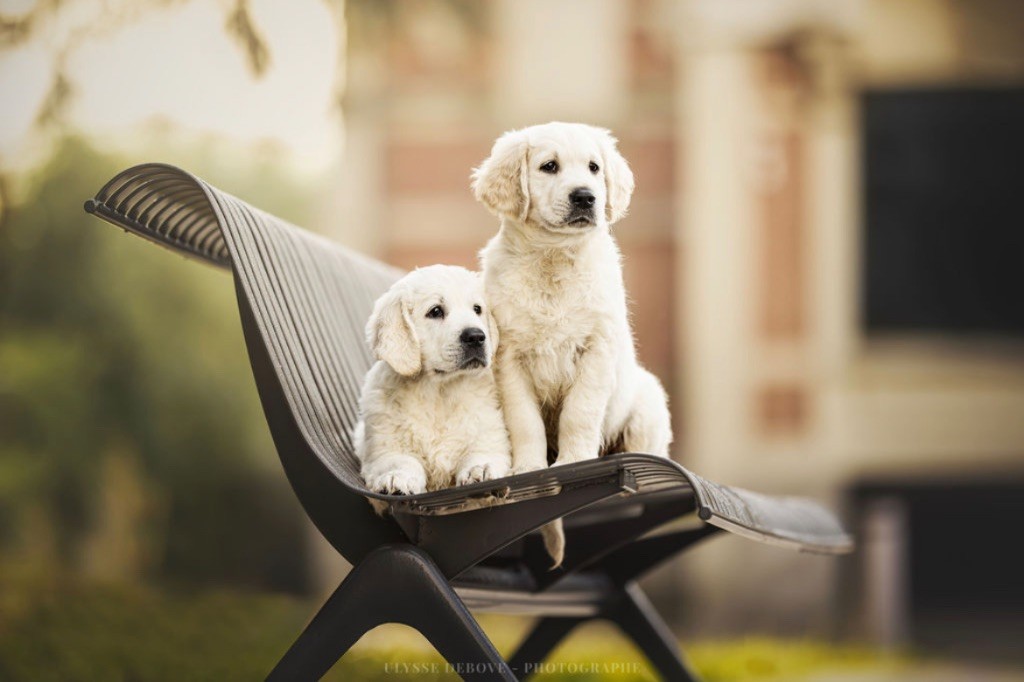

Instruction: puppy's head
[366,265,498,378]
[471,122,635,234]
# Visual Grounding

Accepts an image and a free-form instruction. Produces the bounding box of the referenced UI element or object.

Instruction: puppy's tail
[541,519,565,569]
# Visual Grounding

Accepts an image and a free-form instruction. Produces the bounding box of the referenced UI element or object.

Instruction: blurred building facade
[323,0,1024,649]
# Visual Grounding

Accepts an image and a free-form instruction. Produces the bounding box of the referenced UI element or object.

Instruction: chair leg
[267,544,515,681]
[507,616,586,680]
[507,583,701,682]
[605,582,701,682]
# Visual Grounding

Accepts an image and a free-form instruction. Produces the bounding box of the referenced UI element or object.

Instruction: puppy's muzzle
[459,327,488,369]
[565,187,596,227]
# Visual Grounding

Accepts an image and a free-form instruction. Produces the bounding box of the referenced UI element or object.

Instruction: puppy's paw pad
[368,471,426,496]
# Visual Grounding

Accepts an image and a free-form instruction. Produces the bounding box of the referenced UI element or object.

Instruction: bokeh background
[1,0,1023,680]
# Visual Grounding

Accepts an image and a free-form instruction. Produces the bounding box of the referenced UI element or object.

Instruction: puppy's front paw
[509,444,549,475]
[366,468,427,496]
[511,460,546,475]
[456,457,510,486]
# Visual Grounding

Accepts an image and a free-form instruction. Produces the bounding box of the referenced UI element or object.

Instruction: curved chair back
[86,164,409,564]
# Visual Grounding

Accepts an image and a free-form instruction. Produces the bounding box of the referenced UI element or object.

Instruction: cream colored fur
[356,266,511,496]
[474,122,673,473]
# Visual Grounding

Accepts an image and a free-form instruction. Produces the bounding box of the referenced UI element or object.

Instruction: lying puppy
[356,265,511,496]
[474,122,672,475]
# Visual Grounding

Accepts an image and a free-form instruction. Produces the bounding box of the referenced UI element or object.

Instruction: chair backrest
[86,164,410,564]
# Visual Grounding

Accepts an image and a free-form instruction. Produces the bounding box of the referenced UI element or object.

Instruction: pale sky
[0,0,343,174]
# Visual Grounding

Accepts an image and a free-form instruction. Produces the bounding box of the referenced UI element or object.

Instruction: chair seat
[387,453,852,556]
[454,564,613,616]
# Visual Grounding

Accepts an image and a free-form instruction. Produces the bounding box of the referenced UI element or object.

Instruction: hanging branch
[35,66,74,129]
[224,0,271,77]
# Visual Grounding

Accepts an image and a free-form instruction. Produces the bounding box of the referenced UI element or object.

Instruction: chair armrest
[391,466,640,579]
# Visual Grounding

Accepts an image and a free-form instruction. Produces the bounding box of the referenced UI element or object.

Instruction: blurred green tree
[0,136,317,595]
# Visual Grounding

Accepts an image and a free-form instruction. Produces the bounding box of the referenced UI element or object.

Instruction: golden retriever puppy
[356,266,511,495]
[474,122,672,475]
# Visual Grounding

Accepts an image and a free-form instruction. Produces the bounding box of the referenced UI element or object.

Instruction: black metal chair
[85,164,854,682]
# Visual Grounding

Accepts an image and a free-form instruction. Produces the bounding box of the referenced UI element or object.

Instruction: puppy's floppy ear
[366,287,421,376]
[596,128,635,225]
[471,129,530,221]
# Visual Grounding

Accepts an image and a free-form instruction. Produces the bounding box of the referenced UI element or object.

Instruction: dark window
[862,88,1024,335]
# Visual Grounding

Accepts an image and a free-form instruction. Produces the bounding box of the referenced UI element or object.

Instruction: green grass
[0,583,905,681]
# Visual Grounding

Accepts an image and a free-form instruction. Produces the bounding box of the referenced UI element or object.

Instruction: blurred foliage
[0,0,272,130]
[0,582,306,681]
[0,580,906,681]
[0,136,321,594]
[688,639,907,681]
[0,0,340,227]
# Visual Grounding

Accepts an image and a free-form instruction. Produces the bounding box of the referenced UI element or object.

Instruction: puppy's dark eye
[540,160,559,174]
[426,305,445,320]
[589,162,600,174]
[473,304,482,315]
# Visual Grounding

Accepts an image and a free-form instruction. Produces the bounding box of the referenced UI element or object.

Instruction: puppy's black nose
[569,187,595,208]
[460,327,486,347]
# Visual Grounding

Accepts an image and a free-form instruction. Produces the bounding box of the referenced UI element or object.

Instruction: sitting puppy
[474,122,672,474]
[356,265,511,496]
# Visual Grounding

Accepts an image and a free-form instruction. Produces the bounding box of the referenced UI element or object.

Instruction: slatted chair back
[86,164,409,564]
